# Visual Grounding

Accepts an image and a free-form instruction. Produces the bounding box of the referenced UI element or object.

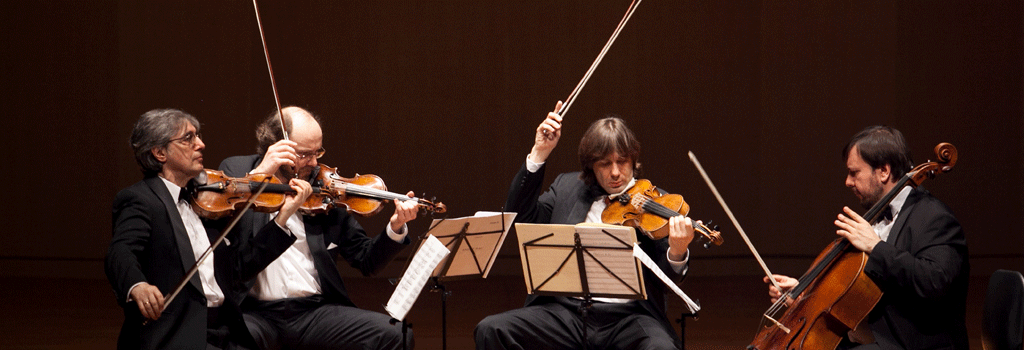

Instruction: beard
[858,182,885,209]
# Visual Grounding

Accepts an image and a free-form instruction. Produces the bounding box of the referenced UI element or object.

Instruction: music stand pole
[573,232,594,350]
[430,221,469,350]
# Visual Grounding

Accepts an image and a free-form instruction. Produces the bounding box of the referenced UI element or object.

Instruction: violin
[307,164,447,216]
[601,179,724,247]
[747,143,958,350]
[190,169,292,219]
[188,164,446,219]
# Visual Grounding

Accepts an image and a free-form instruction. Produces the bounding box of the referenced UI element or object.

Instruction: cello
[747,142,958,350]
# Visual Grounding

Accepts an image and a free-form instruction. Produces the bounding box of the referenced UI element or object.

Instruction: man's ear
[878,164,893,184]
[151,147,167,163]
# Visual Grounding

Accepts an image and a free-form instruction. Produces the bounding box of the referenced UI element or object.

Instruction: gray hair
[129,109,200,176]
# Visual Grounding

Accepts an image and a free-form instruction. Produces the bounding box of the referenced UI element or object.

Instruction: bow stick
[688,151,782,292]
[544,0,645,138]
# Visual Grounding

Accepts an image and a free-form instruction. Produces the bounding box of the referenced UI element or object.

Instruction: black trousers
[206,306,255,350]
[243,295,412,350]
[475,297,679,350]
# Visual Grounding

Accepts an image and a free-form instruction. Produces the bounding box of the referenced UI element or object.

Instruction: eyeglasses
[169,132,202,147]
[297,147,326,160]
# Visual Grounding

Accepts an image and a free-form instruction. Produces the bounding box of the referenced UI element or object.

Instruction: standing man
[106,108,312,349]
[475,102,697,350]
[765,126,969,349]
[219,106,419,350]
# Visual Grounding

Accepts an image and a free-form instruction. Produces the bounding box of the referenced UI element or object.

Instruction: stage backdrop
[1,0,1020,281]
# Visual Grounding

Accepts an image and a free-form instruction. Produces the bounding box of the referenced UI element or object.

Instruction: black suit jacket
[862,187,970,350]
[219,155,410,308]
[505,163,685,343]
[105,176,296,350]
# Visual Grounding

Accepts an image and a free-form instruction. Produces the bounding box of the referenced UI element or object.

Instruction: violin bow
[688,151,782,292]
[545,0,644,138]
[146,0,289,323]
[160,181,272,309]
[252,0,289,141]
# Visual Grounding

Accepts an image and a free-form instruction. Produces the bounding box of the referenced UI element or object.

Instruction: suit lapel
[565,183,601,224]
[144,177,203,294]
[303,216,342,294]
[887,189,921,247]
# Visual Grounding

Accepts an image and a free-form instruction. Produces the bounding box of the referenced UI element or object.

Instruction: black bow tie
[179,183,195,203]
[877,206,894,222]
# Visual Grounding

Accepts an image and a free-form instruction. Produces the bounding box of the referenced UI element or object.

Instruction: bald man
[219,106,419,350]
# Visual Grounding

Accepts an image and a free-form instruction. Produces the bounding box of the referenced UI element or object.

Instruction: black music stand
[516,223,646,349]
[388,212,515,350]
[428,212,515,350]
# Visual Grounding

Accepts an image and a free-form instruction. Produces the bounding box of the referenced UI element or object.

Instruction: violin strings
[560,0,643,117]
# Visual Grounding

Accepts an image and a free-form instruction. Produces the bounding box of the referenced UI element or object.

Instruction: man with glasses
[218,106,420,350]
[106,108,313,349]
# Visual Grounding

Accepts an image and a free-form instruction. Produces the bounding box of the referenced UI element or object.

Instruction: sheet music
[517,223,645,299]
[632,243,700,313]
[386,235,450,321]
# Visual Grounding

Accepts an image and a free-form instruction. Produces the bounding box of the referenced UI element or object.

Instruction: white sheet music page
[631,243,701,313]
[386,235,450,321]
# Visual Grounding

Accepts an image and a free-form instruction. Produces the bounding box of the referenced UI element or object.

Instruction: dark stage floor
[0,275,988,349]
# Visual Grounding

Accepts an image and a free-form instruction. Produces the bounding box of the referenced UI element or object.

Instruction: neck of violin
[639,198,713,237]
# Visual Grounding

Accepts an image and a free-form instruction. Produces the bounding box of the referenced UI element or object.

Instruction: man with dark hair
[475,101,698,350]
[106,109,312,349]
[764,125,969,349]
[219,106,419,350]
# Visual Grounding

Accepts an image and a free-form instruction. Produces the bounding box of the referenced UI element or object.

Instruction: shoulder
[904,188,960,225]
[113,179,162,212]
[219,154,261,175]
[551,171,584,186]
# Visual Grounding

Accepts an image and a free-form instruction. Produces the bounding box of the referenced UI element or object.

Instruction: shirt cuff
[387,223,408,242]
[525,155,543,173]
[667,249,689,275]
[126,281,145,303]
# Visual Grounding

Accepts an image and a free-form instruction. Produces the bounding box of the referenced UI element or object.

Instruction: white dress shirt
[873,185,912,242]
[249,210,409,301]
[160,177,224,307]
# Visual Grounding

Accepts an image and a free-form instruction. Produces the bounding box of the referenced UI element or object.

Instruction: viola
[188,165,446,220]
[747,143,958,350]
[601,179,724,247]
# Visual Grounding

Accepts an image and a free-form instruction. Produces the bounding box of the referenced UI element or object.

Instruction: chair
[982,269,1024,350]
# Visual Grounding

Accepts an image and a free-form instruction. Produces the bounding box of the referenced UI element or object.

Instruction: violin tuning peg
[703,242,711,249]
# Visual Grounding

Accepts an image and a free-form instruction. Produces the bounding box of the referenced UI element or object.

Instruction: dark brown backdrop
[1,0,1020,286]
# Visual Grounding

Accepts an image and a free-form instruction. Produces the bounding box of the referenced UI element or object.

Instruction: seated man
[764,126,969,349]
[220,106,419,350]
[475,102,698,350]
[106,108,311,349]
